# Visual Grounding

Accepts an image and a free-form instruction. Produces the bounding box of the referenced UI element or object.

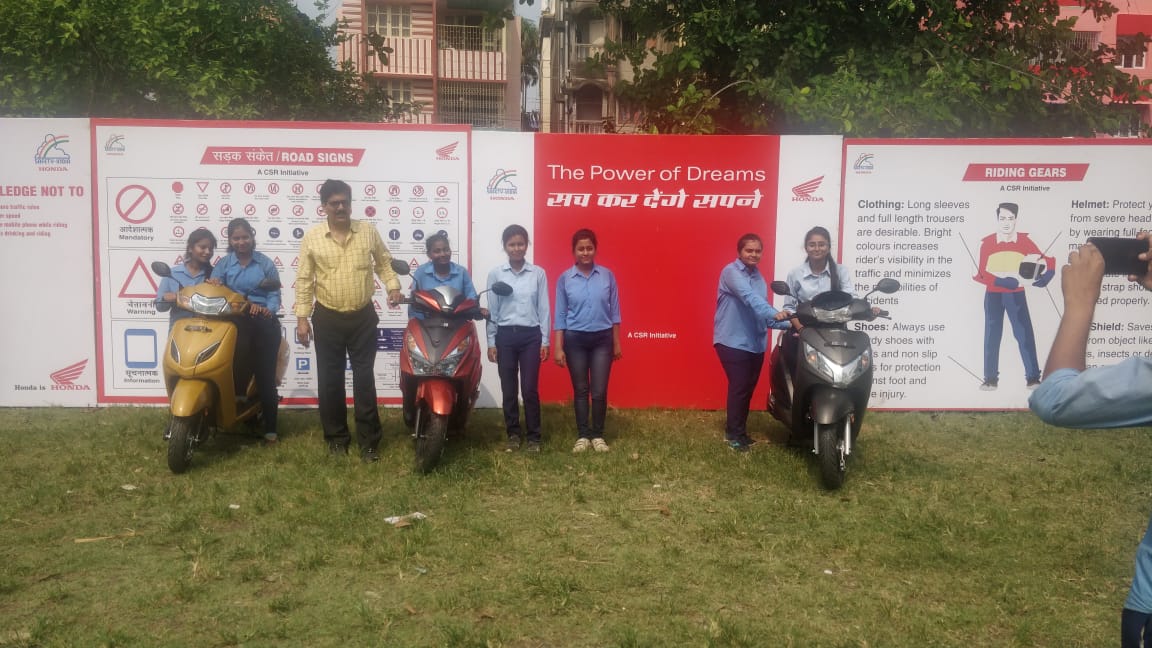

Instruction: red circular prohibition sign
[116,185,157,224]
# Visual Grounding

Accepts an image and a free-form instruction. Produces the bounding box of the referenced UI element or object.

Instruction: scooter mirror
[151,261,173,278]
[491,281,513,297]
[874,278,901,294]
[391,259,412,276]
[769,280,792,296]
[258,278,281,291]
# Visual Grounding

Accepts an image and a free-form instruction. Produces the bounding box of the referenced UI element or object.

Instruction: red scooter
[393,262,512,473]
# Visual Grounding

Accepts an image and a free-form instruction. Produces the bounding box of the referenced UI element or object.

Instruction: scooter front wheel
[167,413,203,474]
[413,407,449,474]
[817,420,848,490]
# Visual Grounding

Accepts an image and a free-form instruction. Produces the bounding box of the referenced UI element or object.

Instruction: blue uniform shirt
[554,264,620,332]
[409,261,479,319]
[486,261,550,347]
[212,251,282,313]
[1029,357,1152,613]
[782,259,857,313]
[713,258,780,354]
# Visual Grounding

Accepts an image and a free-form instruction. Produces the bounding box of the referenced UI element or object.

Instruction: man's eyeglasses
[325,199,350,208]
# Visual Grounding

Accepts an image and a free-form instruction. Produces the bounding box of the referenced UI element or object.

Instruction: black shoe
[328,441,349,456]
[361,447,380,463]
[505,436,522,452]
[727,439,751,453]
[979,379,998,391]
[1026,378,1041,389]
[726,436,753,452]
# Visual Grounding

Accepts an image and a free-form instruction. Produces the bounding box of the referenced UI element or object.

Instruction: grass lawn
[0,406,1148,647]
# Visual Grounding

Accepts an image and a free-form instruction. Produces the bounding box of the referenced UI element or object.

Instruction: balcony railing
[338,31,507,82]
[573,43,603,62]
[339,33,432,76]
[569,120,604,134]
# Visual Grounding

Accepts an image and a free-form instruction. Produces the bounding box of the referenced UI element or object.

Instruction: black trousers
[714,343,765,440]
[234,315,281,437]
[311,303,381,450]
[496,325,542,442]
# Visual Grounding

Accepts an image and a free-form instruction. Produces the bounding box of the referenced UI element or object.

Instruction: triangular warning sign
[196,181,209,192]
[374,279,382,290]
[119,258,159,298]
[273,256,284,267]
[373,299,383,312]
[291,256,300,268]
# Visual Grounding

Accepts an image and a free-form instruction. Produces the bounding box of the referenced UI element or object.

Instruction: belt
[315,302,372,316]
[498,325,541,334]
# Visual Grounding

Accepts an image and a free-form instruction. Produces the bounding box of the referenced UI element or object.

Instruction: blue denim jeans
[563,329,614,439]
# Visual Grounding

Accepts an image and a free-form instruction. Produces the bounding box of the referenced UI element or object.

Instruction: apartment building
[1061,0,1152,135]
[337,0,523,129]
[539,0,660,133]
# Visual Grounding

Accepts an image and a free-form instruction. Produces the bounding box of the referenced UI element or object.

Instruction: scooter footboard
[807,385,856,426]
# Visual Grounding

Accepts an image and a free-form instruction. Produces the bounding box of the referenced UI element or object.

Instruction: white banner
[470,131,536,407]
[92,120,470,404]
[843,140,1152,409]
[0,119,96,406]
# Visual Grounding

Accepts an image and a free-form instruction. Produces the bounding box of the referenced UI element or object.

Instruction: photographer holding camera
[1029,231,1152,648]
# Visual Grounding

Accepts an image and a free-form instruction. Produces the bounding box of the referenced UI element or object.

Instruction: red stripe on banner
[961,163,1089,181]
[200,147,366,166]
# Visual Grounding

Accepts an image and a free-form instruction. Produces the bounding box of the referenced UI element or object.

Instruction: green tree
[0,0,417,121]
[599,0,1149,136]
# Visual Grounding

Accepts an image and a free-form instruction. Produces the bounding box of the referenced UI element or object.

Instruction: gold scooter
[152,262,278,473]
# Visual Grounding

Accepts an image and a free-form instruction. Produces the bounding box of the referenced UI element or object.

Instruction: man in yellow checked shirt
[295,179,403,463]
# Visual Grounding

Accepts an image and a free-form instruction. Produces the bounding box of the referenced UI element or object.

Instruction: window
[437,82,506,129]
[1118,36,1146,69]
[366,5,411,38]
[439,15,501,52]
[379,80,412,104]
[1070,31,1100,53]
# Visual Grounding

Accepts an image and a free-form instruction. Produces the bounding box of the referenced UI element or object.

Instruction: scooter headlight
[436,335,472,376]
[405,332,436,376]
[188,292,234,316]
[802,343,871,388]
[170,339,180,363]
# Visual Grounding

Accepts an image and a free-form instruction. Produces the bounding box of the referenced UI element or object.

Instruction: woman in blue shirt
[409,233,479,319]
[713,233,788,451]
[209,218,282,444]
[778,226,877,379]
[155,228,216,324]
[486,224,550,453]
[553,228,621,453]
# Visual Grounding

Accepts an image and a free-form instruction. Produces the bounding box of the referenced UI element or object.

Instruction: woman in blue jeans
[486,224,551,453]
[553,228,622,453]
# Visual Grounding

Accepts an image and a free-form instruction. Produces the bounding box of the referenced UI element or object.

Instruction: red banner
[534,135,780,409]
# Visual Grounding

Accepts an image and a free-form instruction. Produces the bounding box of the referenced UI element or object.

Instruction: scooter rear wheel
[413,407,448,474]
[167,413,203,474]
[817,420,848,490]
